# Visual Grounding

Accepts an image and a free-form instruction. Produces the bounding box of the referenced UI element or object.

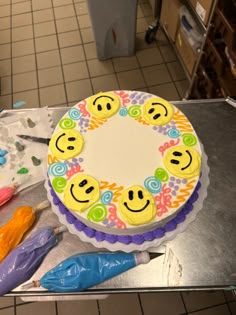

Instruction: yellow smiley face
[164,145,201,179]
[87,92,120,119]
[64,174,100,212]
[118,185,156,226]
[143,97,174,126]
[49,130,84,160]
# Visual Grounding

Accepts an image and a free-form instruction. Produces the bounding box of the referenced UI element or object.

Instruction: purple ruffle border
[49,180,201,245]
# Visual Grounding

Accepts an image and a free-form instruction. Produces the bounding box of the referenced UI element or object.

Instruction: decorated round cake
[47,90,202,238]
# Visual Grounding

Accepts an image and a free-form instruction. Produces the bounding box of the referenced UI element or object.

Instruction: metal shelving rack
[184,0,219,99]
[159,0,218,99]
[183,0,207,32]
[161,25,191,81]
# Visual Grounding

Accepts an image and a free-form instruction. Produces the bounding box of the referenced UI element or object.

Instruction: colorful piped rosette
[47,90,205,250]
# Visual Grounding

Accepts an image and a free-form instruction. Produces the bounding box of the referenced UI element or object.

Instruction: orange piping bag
[0,200,50,263]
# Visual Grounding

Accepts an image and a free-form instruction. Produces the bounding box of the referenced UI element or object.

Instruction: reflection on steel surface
[162,246,182,286]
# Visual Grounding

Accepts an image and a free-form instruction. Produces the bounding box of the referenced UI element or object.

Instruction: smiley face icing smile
[49,130,84,160]
[124,199,150,212]
[118,185,156,225]
[55,133,77,153]
[164,145,201,179]
[64,174,100,212]
[87,92,120,119]
[173,150,192,171]
[143,97,174,126]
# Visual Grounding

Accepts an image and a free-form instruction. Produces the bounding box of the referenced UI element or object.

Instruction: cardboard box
[175,26,198,74]
[149,0,157,17]
[193,0,214,25]
[160,0,181,42]
[190,0,197,8]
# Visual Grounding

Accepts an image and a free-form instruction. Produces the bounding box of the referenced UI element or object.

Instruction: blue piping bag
[0,226,66,296]
[23,252,163,292]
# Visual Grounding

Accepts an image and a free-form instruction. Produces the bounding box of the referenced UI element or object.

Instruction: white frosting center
[81,114,167,186]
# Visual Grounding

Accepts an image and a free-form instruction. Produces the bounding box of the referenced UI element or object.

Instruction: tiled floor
[0,0,235,314]
[0,0,190,110]
[0,291,235,315]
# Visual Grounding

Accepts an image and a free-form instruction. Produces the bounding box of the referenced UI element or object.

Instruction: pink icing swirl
[77,100,90,117]
[155,184,172,217]
[108,203,126,229]
[159,138,180,156]
[114,91,130,107]
[66,165,84,180]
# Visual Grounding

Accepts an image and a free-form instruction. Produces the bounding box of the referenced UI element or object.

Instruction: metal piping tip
[149,252,164,260]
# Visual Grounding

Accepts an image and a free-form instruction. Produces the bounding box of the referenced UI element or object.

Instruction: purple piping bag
[0,226,66,296]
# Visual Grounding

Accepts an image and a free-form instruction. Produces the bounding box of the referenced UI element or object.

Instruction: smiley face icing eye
[128,190,133,200]
[143,97,174,126]
[153,113,161,120]
[79,179,88,187]
[152,103,168,116]
[138,190,144,199]
[118,185,156,225]
[87,92,120,119]
[67,137,76,150]
[148,108,161,120]
[164,145,201,179]
[49,130,84,160]
[64,174,100,213]
[86,186,94,194]
[170,159,180,165]
[173,151,182,156]
[148,108,155,114]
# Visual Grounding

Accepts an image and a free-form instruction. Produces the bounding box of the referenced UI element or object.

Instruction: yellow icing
[87,92,120,119]
[143,97,174,126]
[49,130,84,160]
[64,174,100,212]
[164,145,201,179]
[118,185,156,226]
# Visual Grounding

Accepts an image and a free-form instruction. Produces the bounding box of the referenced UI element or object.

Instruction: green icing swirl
[182,133,197,146]
[59,118,76,129]
[128,105,142,118]
[87,204,107,222]
[52,177,67,193]
[154,168,169,182]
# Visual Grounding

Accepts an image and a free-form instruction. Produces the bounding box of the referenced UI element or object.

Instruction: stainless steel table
[1,98,236,297]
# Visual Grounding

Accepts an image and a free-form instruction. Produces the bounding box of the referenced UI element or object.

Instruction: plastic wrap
[179,6,203,52]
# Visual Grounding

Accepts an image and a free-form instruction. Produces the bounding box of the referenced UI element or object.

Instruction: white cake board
[45,144,209,252]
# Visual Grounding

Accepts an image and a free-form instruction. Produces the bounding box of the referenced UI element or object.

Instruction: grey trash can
[87,0,138,60]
